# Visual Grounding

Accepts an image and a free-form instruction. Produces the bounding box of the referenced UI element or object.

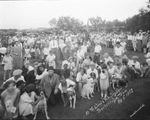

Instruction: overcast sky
[0,0,147,29]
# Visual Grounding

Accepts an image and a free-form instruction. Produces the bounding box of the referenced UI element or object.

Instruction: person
[4,69,25,85]
[2,51,13,80]
[87,62,98,79]
[76,68,88,97]
[39,66,60,106]
[11,40,23,69]
[132,33,137,51]
[1,80,20,120]
[128,56,141,78]
[58,79,76,107]
[103,53,114,65]
[46,49,56,69]
[93,43,101,65]
[145,48,150,66]
[61,60,71,79]
[68,57,76,72]
[99,64,109,100]
[141,62,150,78]
[114,42,124,64]
[83,55,92,70]
[35,64,48,81]
[19,84,43,119]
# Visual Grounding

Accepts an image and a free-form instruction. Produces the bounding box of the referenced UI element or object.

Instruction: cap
[13,69,22,76]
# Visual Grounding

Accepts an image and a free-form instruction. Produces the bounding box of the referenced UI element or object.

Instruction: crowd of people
[0,29,150,120]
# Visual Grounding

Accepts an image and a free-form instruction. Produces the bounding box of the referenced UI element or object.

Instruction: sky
[0,0,147,29]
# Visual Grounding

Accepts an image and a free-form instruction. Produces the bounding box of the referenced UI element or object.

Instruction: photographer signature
[130,104,145,118]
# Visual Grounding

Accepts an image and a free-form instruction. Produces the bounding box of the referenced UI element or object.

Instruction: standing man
[93,42,102,65]
[39,66,60,106]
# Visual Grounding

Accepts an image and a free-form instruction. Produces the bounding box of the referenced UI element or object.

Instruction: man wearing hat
[61,60,71,79]
[39,66,61,106]
[6,69,25,83]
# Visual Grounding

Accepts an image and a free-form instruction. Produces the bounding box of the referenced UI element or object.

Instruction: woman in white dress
[99,64,109,100]
[19,84,43,119]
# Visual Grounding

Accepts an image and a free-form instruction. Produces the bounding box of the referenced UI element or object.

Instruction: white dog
[66,87,76,109]
[33,91,50,120]
[81,78,94,99]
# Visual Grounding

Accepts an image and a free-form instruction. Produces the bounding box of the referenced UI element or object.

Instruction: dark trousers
[48,89,61,106]
[93,53,100,65]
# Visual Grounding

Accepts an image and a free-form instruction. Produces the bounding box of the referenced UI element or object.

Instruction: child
[68,57,76,72]
[99,64,109,100]
[2,52,13,80]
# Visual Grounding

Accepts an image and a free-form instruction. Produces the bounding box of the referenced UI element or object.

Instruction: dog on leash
[33,91,50,120]
[81,78,94,99]
[66,87,76,109]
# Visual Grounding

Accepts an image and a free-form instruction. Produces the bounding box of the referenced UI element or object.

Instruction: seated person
[103,53,114,65]
[87,62,98,79]
[19,84,43,119]
[141,62,150,78]
[58,78,76,107]
[61,60,71,79]
[76,68,88,97]
[128,56,141,77]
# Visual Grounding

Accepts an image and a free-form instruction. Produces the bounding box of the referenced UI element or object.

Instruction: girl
[2,51,13,80]
[99,64,109,100]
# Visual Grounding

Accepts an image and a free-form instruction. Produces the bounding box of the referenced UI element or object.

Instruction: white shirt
[43,47,50,56]
[58,79,75,93]
[114,46,124,56]
[104,56,114,64]
[49,40,58,49]
[94,45,102,53]
[87,68,98,79]
[46,54,56,63]
[77,49,85,60]
[36,69,48,80]
[76,72,88,82]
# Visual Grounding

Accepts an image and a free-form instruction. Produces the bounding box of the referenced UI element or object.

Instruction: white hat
[62,60,69,66]
[13,69,22,76]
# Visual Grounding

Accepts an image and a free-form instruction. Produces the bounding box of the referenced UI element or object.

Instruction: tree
[49,18,58,28]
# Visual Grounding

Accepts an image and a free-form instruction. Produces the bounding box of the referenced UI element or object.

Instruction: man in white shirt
[6,69,25,83]
[114,42,124,64]
[93,43,102,65]
[58,79,76,107]
[87,62,98,79]
[49,37,58,49]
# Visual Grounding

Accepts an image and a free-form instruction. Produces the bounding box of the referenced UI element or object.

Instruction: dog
[33,91,50,120]
[66,87,76,109]
[81,78,94,99]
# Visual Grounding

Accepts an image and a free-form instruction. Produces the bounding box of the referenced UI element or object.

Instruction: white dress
[19,92,36,116]
[100,71,109,90]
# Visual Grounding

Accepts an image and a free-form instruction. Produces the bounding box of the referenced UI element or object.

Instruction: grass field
[0,47,150,119]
